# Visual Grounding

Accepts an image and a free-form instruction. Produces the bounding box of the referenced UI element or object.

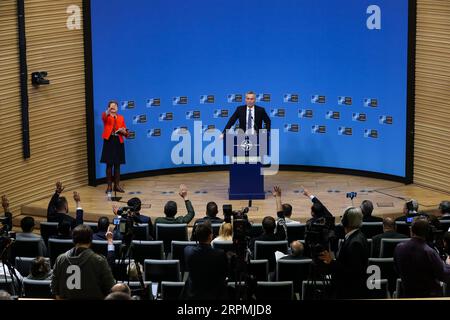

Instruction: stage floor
[18,171,449,228]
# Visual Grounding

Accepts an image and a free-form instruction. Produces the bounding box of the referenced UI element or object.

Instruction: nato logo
[338,127,353,136]
[132,114,147,124]
[146,98,160,107]
[202,124,216,132]
[256,93,271,102]
[174,126,189,134]
[379,115,393,125]
[364,129,379,138]
[227,94,242,103]
[126,131,136,139]
[213,109,229,118]
[284,94,299,103]
[186,111,201,120]
[121,100,135,110]
[200,95,215,104]
[312,125,326,134]
[352,113,367,122]
[311,95,326,104]
[299,109,313,118]
[364,98,378,108]
[159,112,173,121]
[173,96,188,105]
[147,128,161,137]
[270,108,285,117]
[326,111,340,120]
[338,96,352,105]
[284,124,300,133]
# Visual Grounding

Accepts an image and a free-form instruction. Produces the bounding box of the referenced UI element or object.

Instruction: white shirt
[246,106,255,134]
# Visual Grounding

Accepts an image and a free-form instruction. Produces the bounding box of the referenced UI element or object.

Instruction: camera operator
[126,197,153,239]
[1,195,12,232]
[438,201,450,221]
[318,207,369,299]
[395,199,425,222]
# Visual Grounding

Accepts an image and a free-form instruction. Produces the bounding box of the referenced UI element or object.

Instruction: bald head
[111,283,131,296]
[290,240,304,257]
[383,217,395,232]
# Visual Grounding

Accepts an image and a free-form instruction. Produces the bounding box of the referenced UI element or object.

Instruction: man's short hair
[97,217,110,233]
[262,216,276,234]
[282,204,293,218]
[439,201,450,214]
[360,200,374,217]
[405,199,419,213]
[105,292,131,300]
[20,216,35,233]
[164,201,177,217]
[55,196,68,211]
[382,217,395,230]
[206,202,218,217]
[72,224,93,245]
[127,197,142,212]
[341,207,363,229]
[245,91,256,97]
[411,217,429,238]
[195,221,212,243]
[311,202,325,218]
[111,283,131,296]
[290,240,304,256]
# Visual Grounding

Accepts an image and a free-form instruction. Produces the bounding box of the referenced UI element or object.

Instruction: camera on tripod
[223,205,250,242]
[305,216,335,262]
[115,206,140,237]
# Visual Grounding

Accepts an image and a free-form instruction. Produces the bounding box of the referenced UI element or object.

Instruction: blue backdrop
[90,0,410,179]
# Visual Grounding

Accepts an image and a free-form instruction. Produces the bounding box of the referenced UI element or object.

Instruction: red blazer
[102,112,128,143]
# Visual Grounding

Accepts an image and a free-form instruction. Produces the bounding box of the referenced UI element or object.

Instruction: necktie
[247,108,252,130]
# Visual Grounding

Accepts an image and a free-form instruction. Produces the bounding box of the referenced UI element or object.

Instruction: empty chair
[249,223,263,238]
[211,240,234,253]
[395,221,411,237]
[144,259,181,283]
[22,279,52,298]
[132,224,149,241]
[369,257,397,293]
[11,238,43,261]
[366,279,390,299]
[254,240,288,271]
[301,280,332,300]
[361,222,384,239]
[91,240,122,258]
[83,222,98,233]
[47,239,73,266]
[155,224,188,254]
[286,224,306,242]
[130,240,164,264]
[255,281,294,300]
[39,222,58,246]
[15,256,50,278]
[161,281,185,300]
[276,259,312,294]
[248,259,269,281]
[170,241,196,273]
[380,238,409,258]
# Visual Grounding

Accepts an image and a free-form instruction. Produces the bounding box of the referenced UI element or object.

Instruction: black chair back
[161,281,185,300]
[361,222,384,239]
[47,239,73,267]
[144,259,181,282]
[255,281,294,300]
[276,258,312,294]
[39,222,58,246]
[155,224,188,253]
[22,279,52,298]
[254,240,288,271]
[286,223,306,242]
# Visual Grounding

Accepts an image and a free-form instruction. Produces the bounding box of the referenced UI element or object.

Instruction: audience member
[27,256,52,280]
[371,217,408,257]
[272,186,301,224]
[1,195,13,232]
[16,216,47,256]
[105,292,131,300]
[211,222,232,245]
[47,181,83,229]
[395,199,421,222]
[360,200,383,222]
[280,240,308,260]
[438,201,450,221]
[191,202,223,240]
[155,184,195,225]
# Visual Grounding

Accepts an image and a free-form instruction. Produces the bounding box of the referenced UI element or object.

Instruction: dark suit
[363,215,383,223]
[47,192,83,229]
[190,216,224,241]
[330,229,369,299]
[181,244,228,300]
[371,230,408,258]
[223,105,271,133]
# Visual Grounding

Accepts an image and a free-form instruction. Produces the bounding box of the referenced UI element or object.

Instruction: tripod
[305,244,333,300]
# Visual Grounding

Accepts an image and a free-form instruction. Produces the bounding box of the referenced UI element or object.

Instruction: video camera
[305,216,336,263]
[115,205,141,242]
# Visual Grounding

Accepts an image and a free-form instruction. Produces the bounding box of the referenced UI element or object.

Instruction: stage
[15,171,448,230]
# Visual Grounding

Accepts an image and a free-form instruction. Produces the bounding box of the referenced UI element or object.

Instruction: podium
[226,133,268,200]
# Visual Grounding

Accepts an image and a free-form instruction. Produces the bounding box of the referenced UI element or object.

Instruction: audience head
[311,202,325,218]
[164,201,178,217]
[72,224,93,246]
[262,216,276,234]
[382,217,396,232]
[111,283,131,296]
[20,216,35,233]
[55,196,69,213]
[127,262,143,281]
[0,290,12,300]
[30,257,51,279]
[411,217,429,239]
[341,207,363,232]
[443,232,450,254]
[282,203,293,218]
[206,201,218,218]
[97,216,110,233]
[58,220,72,237]
[290,240,304,257]
[105,292,131,300]
[127,197,142,212]
[195,221,213,244]
[404,199,419,214]
[360,200,374,218]
[218,222,232,239]
[439,201,450,215]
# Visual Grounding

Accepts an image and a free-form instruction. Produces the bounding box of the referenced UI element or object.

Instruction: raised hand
[179,184,188,200]
[1,195,9,211]
[55,181,65,194]
[301,185,311,198]
[73,191,81,203]
[272,186,281,198]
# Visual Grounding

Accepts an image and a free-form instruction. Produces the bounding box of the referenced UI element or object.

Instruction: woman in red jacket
[101,100,129,193]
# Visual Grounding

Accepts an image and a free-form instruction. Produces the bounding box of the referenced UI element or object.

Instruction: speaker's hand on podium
[179,184,188,201]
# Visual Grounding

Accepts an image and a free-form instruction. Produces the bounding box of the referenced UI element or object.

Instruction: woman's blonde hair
[218,222,233,239]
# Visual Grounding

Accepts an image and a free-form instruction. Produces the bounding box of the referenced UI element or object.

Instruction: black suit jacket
[371,230,408,258]
[330,229,369,299]
[181,244,228,300]
[47,192,83,229]
[223,105,271,133]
